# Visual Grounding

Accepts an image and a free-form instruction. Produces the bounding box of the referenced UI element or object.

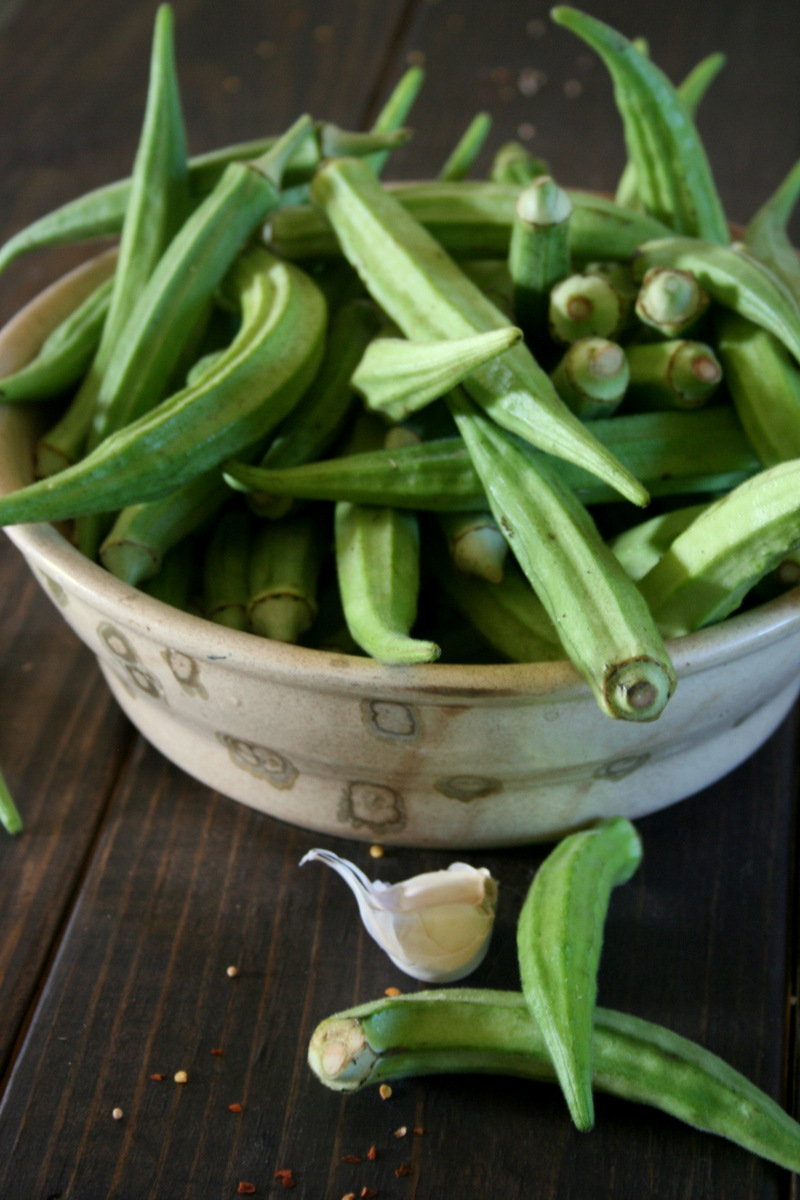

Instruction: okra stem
[625,340,722,411]
[439,112,492,181]
[509,177,572,339]
[550,338,629,419]
[366,66,425,176]
[0,766,22,835]
[635,266,710,337]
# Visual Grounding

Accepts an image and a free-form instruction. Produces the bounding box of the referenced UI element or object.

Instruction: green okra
[308,990,800,1174]
[550,338,629,420]
[0,765,22,835]
[715,309,800,466]
[634,266,710,337]
[509,177,572,339]
[201,509,252,630]
[439,112,492,181]
[638,458,800,637]
[625,340,722,410]
[310,158,648,507]
[633,237,800,364]
[225,407,759,512]
[744,158,800,303]
[609,503,709,582]
[490,142,549,187]
[267,182,672,263]
[549,272,626,344]
[248,511,325,643]
[553,8,729,243]
[0,247,326,526]
[351,326,522,423]
[433,556,563,662]
[336,501,440,664]
[616,51,727,210]
[140,535,199,612]
[248,298,380,519]
[517,817,643,1131]
[0,274,113,403]
[437,510,509,584]
[447,389,676,721]
[365,66,426,176]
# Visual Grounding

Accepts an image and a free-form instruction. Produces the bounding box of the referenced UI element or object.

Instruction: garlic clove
[300,849,498,983]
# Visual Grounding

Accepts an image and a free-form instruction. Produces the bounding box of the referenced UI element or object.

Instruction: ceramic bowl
[2,255,800,848]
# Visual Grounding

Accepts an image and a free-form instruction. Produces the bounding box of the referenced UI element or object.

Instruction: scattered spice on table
[237,1185,256,1196]
[229,1103,243,1113]
[341,1154,361,1163]
[369,845,384,859]
[211,1048,224,1056]
[226,965,239,978]
[393,1126,407,1138]
[395,1163,413,1178]
[366,1145,377,1161]
[174,1070,188,1084]
[378,1084,392,1100]
[274,1168,295,1188]
[413,1127,424,1136]
[149,1073,164,1081]
[360,1190,377,1200]
[384,987,401,997]
[111,1107,123,1120]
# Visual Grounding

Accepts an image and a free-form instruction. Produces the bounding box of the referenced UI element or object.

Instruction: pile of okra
[4,4,800,723]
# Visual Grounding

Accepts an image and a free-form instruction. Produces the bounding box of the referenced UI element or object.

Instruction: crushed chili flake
[395,1163,412,1178]
[149,1073,165,1081]
[393,1126,407,1138]
[274,1168,296,1189]
[229,1103,243,1113]
[340,1154,361,1163]
[237,1185,256,1195]
[413,1127,424,1136]
[378,1084,392,1100]
[366,1145,377,1161]
[360,1189,378,1199]
[384,987,401,997]
[211,1048,224,1056]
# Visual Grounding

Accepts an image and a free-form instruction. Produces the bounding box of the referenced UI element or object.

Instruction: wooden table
[1,1,800,1196]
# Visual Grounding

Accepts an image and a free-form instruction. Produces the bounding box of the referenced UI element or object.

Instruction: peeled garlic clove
[299,849,498,983]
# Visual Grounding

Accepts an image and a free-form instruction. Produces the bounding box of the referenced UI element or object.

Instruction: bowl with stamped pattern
[3,255,800,848]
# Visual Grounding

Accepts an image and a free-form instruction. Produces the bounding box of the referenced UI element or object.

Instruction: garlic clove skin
[300,849,498,983]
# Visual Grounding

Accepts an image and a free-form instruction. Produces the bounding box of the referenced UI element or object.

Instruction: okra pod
[248,511,325,643]
[200,509,252,630]
[549,273,626,343]
[517,818,643,1130]
[491,142,549,186]
[553,8,728,243]
[633,237,800,364]
[609,504,708,582]
[0,274,113,403]
[634,266,710,337]
[437,510,509,583]
[0,766,22,835]
[140,536,198,612]
[308,990,800,1174]
[310,158,648,506]
[447,389,675,721]
[625,340,722,410]
[352,326,522,423]
[0,247,326,525]
[365,66,425,176]
[744,158,800,303]
[638,458,800,636]
[509,177,572,339]
[550,338,629,419]
[439,112,492,181]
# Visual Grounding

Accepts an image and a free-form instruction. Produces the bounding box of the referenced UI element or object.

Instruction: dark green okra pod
[248,511,326,643]
[508,177,572,340]
[517,818,643,1131]
[308,990,800,1174]
[625,340,722,411]
[553,8,728,242]
[201,509,252,630]
[140,536,199,612]
[310,157,647,507]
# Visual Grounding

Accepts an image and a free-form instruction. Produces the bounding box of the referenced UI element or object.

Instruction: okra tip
[603,657,675,721]
[308,1016,376,1092]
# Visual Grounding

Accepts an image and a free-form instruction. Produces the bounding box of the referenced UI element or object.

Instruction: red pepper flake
[360,1189,378,1199]
[149,1073,164,1082]
[384,987,401,997]
[395,1163,412,1178]
[211,1048,224,1056]
[413,1127,424,1136]
[340,1154,361,1163]
[229,1103,243,1113]
[342,1194,357,1200]
[237,1185,256,1196]
[366,1145,377,1161]
[274,1169,295,1189]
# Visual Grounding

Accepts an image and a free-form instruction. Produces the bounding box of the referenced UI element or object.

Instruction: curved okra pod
[552,8,728,243]
[549,272,626,343]
[351,326,522,423]
[516,817,643,1131]
[267,182,672,263]
[201,509,252,630]
[248,511,325,643]
[438,112,492,181]
[249,298,380,519]
[715,309,800,466]
[625,340,722,411]
[508,177,572,340]
[365,66,426,176]
[0,766,22,835]
[433,556,563,662]
[224,407,759,512]
[308,990,800,1174]
[632,237,800,365]
[437,510,509,583]
[744,158,800,303]
[616,51,727,210]
[0,274,113,403]
[638,459,800,636]
[447,389,676,721]
[0,248,326,526]
[634,267,710,338]
[141,536,199,612]
[550,338,629,420]
[609,504,709,582]
[491,141,549,186]
[310,157,648,506]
